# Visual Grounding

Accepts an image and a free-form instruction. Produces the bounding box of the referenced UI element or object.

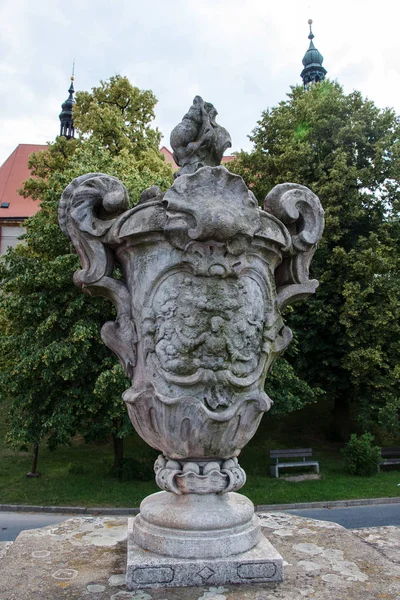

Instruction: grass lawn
[0,402,399,508]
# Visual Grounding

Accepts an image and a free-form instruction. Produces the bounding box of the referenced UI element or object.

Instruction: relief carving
[163,166,261,250]
[145,271,264,382]
[154,455,246,495]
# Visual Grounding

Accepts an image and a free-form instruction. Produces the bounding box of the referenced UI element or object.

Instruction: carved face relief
[146,271,266,380]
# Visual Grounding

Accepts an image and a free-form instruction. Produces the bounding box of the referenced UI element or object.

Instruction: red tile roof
[0,144,45,219]
[0,145,234,220]
[221,155,234,163]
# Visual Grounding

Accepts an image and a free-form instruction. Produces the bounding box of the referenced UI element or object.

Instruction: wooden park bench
[270,448,320,478]
[378,447,400,472]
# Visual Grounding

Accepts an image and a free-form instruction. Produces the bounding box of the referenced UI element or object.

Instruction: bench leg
[270,466,279,478]
[315,464,320,474]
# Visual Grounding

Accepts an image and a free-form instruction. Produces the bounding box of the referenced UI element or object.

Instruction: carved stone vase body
[59,102,324,589]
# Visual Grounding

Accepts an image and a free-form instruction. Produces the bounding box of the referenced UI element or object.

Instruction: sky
[1,0,400,166]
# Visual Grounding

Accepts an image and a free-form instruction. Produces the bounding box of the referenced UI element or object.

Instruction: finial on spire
[308,19,314,40]
[71,59,75,82]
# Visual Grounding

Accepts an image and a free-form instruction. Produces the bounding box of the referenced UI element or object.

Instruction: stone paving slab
[353,525,400,565]
[0,541,12,561]
[0,513,399,600]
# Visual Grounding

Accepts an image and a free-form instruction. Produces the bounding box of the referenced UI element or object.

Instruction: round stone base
[132,491,262,559]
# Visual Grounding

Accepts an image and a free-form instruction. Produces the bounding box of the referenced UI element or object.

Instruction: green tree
[264,339,323,419]
[230,81,400,440]
[0,75,173,473]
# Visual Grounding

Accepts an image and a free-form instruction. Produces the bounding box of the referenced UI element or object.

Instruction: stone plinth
[126,515,282,588]
[126,529,282,588]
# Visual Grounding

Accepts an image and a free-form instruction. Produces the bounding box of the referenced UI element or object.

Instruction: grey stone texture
[154,456,246,495]
[1,514,400,600]
[59,102,325,590]
[131,492,262,559]
[0,541,12,560]
[353,526,400,565]
[126,527,282,588]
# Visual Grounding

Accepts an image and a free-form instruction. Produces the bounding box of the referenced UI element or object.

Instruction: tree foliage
[265,337,323,419]
[0,75,173,467]
[230,81,400,439]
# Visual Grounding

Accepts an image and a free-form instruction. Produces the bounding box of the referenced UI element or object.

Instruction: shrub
[342,433,381,476]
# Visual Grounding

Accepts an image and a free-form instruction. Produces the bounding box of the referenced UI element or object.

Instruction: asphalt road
[0,512,68,542]
[285,502,400,529]
[0,503,399,542]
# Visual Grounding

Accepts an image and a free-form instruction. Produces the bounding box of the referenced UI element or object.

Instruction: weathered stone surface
[126,530,282,588]
[0,541,12,560]
[58,165,324,465]
[131,493,261,559]
[0,517,127,600]
[170,96,232,177]
[1,514,400,599]
[353,525,400,565]
[154,456,246,495]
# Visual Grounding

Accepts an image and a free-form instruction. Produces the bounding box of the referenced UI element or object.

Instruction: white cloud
[1,0,400,163]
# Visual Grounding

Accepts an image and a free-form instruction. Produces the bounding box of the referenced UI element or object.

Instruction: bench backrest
[270,448,313,460]
[381,447,400,457]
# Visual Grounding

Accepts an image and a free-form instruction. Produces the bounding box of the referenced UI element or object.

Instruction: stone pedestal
[125,476,284,589]
[126,516,283,588]
[127,491,283,588]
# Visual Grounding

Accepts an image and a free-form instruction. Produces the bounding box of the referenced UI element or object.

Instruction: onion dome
[300,20,327,88]
[59,74,75,139]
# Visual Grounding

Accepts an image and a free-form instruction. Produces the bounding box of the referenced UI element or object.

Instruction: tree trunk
[26,444,40,477]
[112,434,124,473]
[332,396,351,442]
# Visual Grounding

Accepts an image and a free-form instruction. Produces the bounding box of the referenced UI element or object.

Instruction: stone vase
[59,165,324,588]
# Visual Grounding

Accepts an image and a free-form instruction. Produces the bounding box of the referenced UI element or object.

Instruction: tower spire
[300,20,327,88]
[59,63,75,139]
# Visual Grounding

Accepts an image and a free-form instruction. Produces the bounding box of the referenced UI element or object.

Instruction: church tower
[59,71,75,139]
[301,20,327,88]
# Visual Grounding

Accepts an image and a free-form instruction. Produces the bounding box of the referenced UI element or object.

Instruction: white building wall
[0,226,26,255]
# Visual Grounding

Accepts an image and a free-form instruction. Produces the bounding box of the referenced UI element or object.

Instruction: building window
[1,203,10,208]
